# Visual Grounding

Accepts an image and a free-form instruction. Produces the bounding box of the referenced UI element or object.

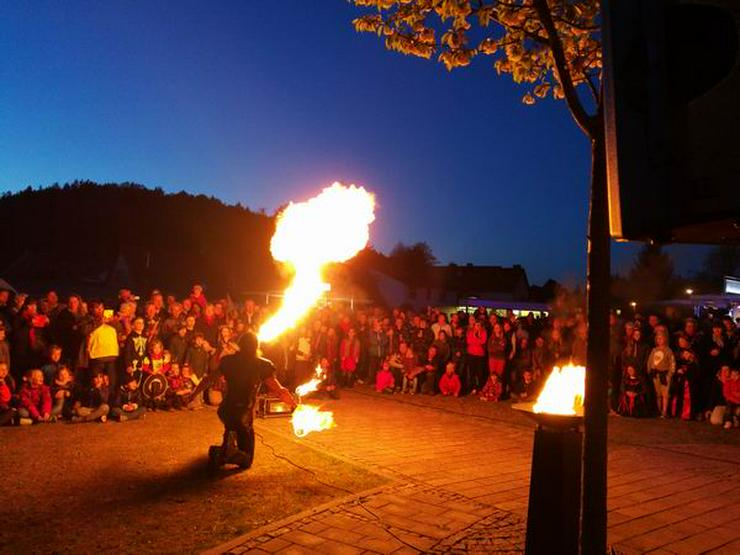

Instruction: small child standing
[51,365,75,420]
[0,362,16,426]
[112,374,146,422]
[142,340,170,375]
[438,361,462,397]
[18,369,52,424]
[375,359,395,394]
[479,370,503,402]
[648,331,675,418]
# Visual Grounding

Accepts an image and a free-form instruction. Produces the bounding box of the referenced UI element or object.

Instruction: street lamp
[630,301,637,309]
[686,288,694,295]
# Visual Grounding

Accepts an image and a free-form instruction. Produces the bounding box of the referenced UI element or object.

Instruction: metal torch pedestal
[513,404,583,555]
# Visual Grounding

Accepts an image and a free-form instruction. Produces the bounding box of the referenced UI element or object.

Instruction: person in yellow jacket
[87,305,120,403]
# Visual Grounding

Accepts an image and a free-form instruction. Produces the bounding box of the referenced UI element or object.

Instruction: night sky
[0,1,708,284]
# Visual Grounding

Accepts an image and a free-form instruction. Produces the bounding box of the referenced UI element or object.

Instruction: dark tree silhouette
[0,182,280,297]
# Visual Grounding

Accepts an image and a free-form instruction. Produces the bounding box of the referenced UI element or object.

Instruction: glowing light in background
[257,182,376,344]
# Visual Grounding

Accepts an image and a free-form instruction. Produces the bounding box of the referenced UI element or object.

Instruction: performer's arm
[263,376,297,410]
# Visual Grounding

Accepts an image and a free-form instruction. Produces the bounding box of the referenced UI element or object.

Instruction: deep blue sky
[0,1,707,284]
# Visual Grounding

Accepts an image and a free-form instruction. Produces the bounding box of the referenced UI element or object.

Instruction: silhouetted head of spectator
[88,300,104,320]
[238,331,258,358]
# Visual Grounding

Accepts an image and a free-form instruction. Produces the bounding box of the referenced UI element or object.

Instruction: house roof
[419,264,529,296]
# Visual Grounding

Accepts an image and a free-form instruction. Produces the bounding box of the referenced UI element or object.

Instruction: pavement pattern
[206,390,740,555]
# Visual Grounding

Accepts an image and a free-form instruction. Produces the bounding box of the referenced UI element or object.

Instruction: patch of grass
[0,409,387,554]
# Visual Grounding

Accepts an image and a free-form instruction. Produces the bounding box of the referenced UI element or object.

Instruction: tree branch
[532,0,596,137]
[585,71,599,105]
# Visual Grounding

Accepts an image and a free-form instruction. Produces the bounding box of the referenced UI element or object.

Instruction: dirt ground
[0,406,386,554]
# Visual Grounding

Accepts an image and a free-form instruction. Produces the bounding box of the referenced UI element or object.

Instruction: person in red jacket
[18,368,52,424]
[338,328,360,388]
[0,362,16,426]
[438,361,461,397]
[189,283,208,310]
[722,367,740,429]
[479,369,503,402]
[375,359,395,394]
[466,321,488,394]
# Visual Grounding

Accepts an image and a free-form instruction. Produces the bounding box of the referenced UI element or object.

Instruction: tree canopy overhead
[351,0,602,137]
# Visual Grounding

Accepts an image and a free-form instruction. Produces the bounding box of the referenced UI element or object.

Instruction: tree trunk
[581,129,610,554]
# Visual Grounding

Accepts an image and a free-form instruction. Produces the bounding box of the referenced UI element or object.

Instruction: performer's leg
[236,425,255,469]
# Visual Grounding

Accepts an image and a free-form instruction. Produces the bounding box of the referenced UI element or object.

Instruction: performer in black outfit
[212,331,296,470]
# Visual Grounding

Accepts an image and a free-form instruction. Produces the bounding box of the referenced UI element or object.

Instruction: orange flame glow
[257,183,376,344]
[291,404,335,438]
[295,364,326,398]
[533,364,586,416]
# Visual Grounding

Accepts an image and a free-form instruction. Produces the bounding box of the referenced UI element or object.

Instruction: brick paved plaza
[210,389,740,555]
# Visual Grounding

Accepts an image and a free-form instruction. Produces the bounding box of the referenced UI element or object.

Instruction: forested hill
[0,181,281,297]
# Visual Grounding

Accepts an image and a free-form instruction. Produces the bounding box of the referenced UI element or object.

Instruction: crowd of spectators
[0,284,738,430]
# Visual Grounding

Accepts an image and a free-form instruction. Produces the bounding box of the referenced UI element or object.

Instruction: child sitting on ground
[617,364,648,417]
[401,346,422,395]
[0,362,16,426]
[51,365,75,420]
[375,359,395,394]
[510,369,539,402]
[182,363,204,409]
[708,365,730,426]
[71,371,110,423]
[438,361,461,397]
[112,373,146,422]
[18,369,52,424]
[479,369,503,402]
[165,362,187,410]
[722,367,740,430]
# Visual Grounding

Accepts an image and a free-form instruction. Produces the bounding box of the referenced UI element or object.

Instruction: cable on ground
[255,431,426,552]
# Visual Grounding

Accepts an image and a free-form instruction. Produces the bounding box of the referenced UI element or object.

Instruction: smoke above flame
[257,183,376,344]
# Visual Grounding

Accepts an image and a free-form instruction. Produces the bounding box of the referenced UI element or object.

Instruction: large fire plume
[533,364,585,416]
[257,183,375,438]
[257,183,376,344]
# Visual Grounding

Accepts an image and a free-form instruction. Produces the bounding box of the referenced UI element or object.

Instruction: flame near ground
[256,183,376,437]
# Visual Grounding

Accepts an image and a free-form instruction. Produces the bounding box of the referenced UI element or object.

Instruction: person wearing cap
[214,332,296,470]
